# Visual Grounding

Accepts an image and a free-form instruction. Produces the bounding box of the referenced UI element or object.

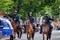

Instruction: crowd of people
[51,19,60,30]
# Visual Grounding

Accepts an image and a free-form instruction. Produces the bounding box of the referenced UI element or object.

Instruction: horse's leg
[48,32,51,40]
[47,36,48,40]
[17,30,20,38]
[29,35,31,40]
[32,33,34,40]
[20,29,22,39]
[32,27,35,40]
[42,33,44,40]
[46,33,49,40]
[14,32,16,38]
[27,33,29,40]
[48,25,52,40]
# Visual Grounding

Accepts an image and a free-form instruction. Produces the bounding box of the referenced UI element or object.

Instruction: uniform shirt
[43,15,53,24]
[28,16,34,24]
[12,14,19,23]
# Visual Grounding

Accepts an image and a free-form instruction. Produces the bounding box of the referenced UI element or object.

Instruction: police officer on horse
[12,10,20,37]
[28,12,35,31]
[40,12,53,34]
[12,10,20,25]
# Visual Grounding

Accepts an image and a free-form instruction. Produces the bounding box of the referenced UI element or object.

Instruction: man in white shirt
[39,16,44,26]
[39,16,43,33]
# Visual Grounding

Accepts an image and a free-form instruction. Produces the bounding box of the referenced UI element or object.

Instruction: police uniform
[40,14,53,33]
[28,13,35,30]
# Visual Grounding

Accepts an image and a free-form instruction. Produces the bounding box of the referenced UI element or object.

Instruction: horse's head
[26,18,30,26]
[42,17,47,25]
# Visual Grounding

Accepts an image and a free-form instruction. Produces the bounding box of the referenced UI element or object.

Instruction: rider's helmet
[45,12,48,15]
[28,12,33,17]
[14,10,17,14]
[45,12,49,17]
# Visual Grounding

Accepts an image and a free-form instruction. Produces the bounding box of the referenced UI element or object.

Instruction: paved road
[1,30,60,40]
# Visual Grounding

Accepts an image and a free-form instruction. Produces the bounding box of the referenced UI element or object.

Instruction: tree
[0,0,13,12]
[0,0,60,19]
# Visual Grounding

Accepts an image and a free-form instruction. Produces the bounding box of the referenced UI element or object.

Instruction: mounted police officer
[12,10,20,37]
[40,12,53,34]
[28,12,35,31]
[12,10,20,28]
[12,10,19,24]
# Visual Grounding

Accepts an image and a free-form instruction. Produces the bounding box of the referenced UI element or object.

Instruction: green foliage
[0,0,60,19]
[0,0,13,12]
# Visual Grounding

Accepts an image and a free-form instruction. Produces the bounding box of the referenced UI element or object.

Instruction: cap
[14,10,17,13]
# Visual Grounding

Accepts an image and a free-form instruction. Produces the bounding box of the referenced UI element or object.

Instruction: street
[1,30,60,40]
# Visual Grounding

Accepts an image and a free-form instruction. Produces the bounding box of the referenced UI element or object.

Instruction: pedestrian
[12,10,20,37]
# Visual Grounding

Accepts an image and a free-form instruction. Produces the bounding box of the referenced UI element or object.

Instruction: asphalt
[1,30,60,40]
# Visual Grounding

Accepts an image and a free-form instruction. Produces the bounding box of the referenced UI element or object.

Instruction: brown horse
[26,18,34,40]
[8,16,23,39]
[42,18,52,40]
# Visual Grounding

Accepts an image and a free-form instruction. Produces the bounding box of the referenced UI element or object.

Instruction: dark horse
[26,18,35,40]
[42,18,52,40]
[8,16,23,40]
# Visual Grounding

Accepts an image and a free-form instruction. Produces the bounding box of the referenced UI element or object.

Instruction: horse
[8,16,23,39]
[26,18,34,40]
[41,18,52,40]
